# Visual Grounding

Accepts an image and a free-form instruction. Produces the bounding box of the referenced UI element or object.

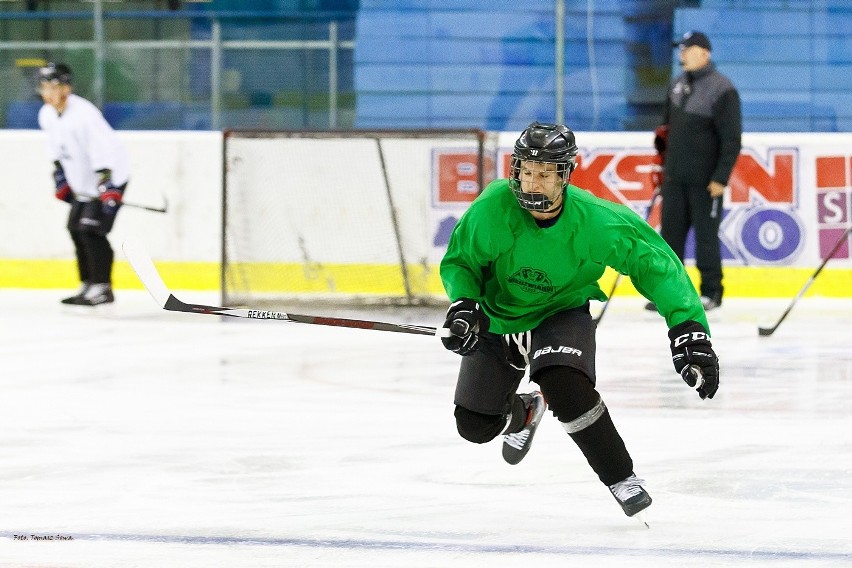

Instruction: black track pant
[660,179,724,300]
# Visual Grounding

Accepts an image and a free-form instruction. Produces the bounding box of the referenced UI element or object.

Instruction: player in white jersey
[37,63,131,306]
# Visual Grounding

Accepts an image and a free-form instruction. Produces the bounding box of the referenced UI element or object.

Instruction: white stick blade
[122,237,170,307]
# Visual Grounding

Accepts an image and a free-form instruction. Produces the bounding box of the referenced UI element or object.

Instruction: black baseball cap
[673,31,712,51]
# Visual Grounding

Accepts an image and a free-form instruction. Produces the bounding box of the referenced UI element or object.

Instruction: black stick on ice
[69,192,167,213]
[123,196,168,214]
[122,238,448,337]
[758,225,852,337]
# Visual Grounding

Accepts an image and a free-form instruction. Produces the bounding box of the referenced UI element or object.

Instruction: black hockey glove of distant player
[52,161,72,203]
[441,298,489,356]
[97,169,123,216]
[668,320,719,400]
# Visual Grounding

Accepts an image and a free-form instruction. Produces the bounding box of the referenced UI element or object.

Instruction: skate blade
[633,509,650,529]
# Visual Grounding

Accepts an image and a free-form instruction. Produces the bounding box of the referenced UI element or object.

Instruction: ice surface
[1,290,850,567]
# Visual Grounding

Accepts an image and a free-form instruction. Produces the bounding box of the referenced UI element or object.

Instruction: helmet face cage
[509,122,578,212]
[508,158,571,211]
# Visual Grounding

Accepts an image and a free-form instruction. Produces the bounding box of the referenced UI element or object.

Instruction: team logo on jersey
[508,267,553,294]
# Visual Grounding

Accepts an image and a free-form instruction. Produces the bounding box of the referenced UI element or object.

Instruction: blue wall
[676,2,852,131]
[354,0,628,131]
[6,1,850,132]
[354,0,852,132]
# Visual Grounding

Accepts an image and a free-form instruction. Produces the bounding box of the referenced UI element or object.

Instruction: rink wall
[0,129,850,298]
[0,130,223,292]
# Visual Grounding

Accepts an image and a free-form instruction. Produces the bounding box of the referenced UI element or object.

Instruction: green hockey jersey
[440,179,709,335]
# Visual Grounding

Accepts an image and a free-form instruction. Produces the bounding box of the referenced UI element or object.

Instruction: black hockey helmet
[509,121,579,211]
[37,62,73,85]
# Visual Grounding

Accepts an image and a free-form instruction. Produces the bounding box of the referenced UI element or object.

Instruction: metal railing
[0,7,355,129]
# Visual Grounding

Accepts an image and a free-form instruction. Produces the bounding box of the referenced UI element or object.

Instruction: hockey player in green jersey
[439,121,719,523]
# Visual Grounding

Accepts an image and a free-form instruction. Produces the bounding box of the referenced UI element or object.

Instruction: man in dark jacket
[648,31,742,312]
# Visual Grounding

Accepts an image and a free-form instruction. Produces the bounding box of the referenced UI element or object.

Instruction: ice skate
[75,283,114,306]
[608,474,652,527]
[61,282,91,305]
[502,391,546,465]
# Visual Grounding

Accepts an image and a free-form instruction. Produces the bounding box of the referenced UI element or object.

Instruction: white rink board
[1,129,850,272]
[0,130,222,262]
[224,135,479,265]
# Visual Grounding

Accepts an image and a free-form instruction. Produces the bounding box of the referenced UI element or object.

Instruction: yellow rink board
[2,259,851,298]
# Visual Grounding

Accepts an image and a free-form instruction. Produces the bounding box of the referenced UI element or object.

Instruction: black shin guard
[82,233,114,284]
[454,391,529,443]
[454,406,506,444]
[566,408,634,486]
[536,366,634,486]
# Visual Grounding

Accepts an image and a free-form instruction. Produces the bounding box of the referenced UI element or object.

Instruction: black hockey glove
[97,169,123,216]
[441,298,489,356]
[52,161,72,203]
[668,320,719,400]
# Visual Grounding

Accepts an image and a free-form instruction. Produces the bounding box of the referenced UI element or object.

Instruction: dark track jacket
[663,63,742,186]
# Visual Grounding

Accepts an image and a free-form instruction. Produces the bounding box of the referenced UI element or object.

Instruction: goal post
[221,129,496,308]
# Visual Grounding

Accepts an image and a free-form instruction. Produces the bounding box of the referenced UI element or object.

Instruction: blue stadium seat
[103,102,200,130]
[360,0,623,11]
[5,101,41,129]
[354,38,626,66]
[356,63,625,94]
[674,5,850,134]
[741,100,836,132]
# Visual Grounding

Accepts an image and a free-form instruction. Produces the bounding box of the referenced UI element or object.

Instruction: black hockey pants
[67,196,121,285]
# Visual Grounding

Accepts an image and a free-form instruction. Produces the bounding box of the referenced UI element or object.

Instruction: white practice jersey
[38,93,130,201]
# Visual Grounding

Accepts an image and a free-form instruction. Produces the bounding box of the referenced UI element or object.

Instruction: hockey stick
[594,185,661,324]
[758,224,852,337]
[64,195,167,213]
[122,238,449,338]
[122,196,168,214]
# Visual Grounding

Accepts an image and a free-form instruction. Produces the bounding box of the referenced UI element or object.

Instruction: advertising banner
[431,132,852,271]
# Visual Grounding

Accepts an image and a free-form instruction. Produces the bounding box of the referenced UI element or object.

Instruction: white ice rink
[1,289,851,567]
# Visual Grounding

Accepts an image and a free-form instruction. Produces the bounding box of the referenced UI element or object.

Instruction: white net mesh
[222,130,495,309]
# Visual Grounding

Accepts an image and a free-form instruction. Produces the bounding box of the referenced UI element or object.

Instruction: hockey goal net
[222,129,496,308]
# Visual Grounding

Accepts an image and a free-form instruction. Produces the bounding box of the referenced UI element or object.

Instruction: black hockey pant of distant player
[452,304,635,486]
[67,193,123,285]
